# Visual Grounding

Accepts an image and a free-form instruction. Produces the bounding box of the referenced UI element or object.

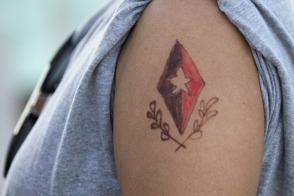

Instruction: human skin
[114,0,264,195]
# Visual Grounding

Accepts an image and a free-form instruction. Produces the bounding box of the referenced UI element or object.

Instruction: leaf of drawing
[162,122,170,132]
[161,132,170,141]
[198,109,204,118]
[149,101,156,113]
[193,120,199,130]
[200,100,205,111]
[206,97,219,111]
[146,111,153,119]
[151,122,159,129]
[156,110,162,124]
[191,131,202,140]
[206,110,218,120]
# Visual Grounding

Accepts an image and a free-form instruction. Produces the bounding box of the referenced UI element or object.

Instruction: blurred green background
[0,0,107,190]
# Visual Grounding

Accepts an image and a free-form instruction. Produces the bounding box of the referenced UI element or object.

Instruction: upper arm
[113,0,264,195]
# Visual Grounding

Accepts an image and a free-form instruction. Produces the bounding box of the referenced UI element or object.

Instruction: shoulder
[114,0,264,195]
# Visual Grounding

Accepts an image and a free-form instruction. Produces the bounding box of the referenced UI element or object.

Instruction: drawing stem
[175,121,204,152]
[167,133,186,148]
[175,131,199,152]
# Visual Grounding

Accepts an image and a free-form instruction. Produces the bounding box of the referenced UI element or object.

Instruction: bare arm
[114,0,264,195]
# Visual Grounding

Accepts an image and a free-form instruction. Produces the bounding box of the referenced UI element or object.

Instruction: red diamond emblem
[157,40,205,135]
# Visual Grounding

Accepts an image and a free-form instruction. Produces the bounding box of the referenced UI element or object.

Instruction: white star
[169,67,191,94]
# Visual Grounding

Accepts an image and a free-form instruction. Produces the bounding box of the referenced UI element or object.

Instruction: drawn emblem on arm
[146,40,219,152]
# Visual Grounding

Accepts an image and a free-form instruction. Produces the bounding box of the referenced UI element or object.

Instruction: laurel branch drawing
[146,97,219,152]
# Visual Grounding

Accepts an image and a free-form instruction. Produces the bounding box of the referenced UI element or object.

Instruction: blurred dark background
[0,0,107,190]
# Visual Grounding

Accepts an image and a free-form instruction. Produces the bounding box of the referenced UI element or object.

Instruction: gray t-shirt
[3,0,294,195]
